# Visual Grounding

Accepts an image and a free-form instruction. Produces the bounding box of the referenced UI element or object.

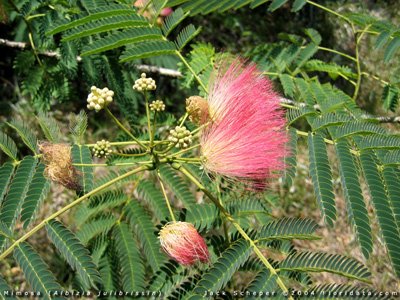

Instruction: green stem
[166,144,200,158]
[361,72,389,86]
[86,141,153,147]
[176,51,208,93]
[113,152,147,157]
[0,165,150,260]
[317,46,357,62]
[157,171,176,222]
[73,161,153,167]
[306,0,351,23]
[352,25,371,101]
[105,108,147,150]
[151,111,157,149]
[179,113,189,127]
[144,92,153,148]
[174,163,292,299]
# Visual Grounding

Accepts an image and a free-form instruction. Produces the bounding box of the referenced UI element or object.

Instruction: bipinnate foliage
[1,0,400,296]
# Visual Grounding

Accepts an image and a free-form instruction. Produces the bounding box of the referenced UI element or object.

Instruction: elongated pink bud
[159,222,209,265]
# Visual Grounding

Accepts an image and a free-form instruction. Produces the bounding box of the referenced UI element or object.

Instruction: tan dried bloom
[186,96,209,125]
[39,142,81,191]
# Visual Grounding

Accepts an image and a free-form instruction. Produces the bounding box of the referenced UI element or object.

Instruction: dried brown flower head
[39,142,81,191]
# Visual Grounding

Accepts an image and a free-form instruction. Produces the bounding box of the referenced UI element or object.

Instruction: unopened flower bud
[87,86,114,112]
[133,73,156,92]
[168,126,192,149]
[159,222,209,265]
[149,100,165,112]
[92,139,113,158]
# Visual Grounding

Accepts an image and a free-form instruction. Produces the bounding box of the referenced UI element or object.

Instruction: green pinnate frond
[21,163,50,229]
[0,162,15,204]
[136,180,170,220]
[175,24,201,50]
[162,8,188,36]
[358,151,400,277]
[381,166,400,233]
[292,0,307,12]
[82,27,164,56]
[279,74,295,98]
[0,131,18,161]
[46,219,102,290]
[382,84,399,112]
[191,239,251,295]
[334,139,372,258]
[70,110,87,144]
[7,119,38,154]
[310,113,350,131]
[384,36,400,63]
[62,15,148,42]
[308,133,336,226]
[113,222,145,290]
[282,127,297,186]
[379,149,400,166]
[0,275,16,300]
[245,269,285,300]
[354,135,400,150]
[0,156,37,249]
[36,112,62,143]
[303,59,357,80]
[71,145,93,194]
[226,198,271,227]
[125,201,167,272]
[0,220,13,239]
[120,41,176,62]
[268,0,289,12]
[293,43,319,73]
[159,165,196,207]
[47,4,136,35]
[76,215,117,246]
[280,251,371,283]
[329,121,387,140]
[74,190,128,227]
[13,242,63,299]
[185,203,219,232]
[257,218,320,241]
[286,107,317,126]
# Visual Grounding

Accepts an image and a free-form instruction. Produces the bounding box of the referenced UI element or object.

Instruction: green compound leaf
[0,162,15,205]
[0,156,37,249]
[359,151,400,277]
[280,251,371,283]
[257,218,320,241]
[113,222,145,290]
[334,139,373,259]
[7,119,38,154]
[159,165,196,207]
[0,131,18,161]
[0,275,17,300]
[71,145,93,194]
[82,27,164,56]
[14,242,63,300]
[21,163,50,228]
[125,201,167,273]
[46,219,102,290]
[308,133,336,226]
[120,41,176,62]
[47,4,136,35]
[192,239,251,295]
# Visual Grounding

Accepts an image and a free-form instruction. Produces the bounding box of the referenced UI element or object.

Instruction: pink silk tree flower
[159,222,210,265]
[200,60,288,186]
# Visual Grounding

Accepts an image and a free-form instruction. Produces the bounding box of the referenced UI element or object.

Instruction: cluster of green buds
[92,139,113,158]
[133,73,156,92]
[149,100,165,112]
[87,86,114,112]
[168,126,192,149]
